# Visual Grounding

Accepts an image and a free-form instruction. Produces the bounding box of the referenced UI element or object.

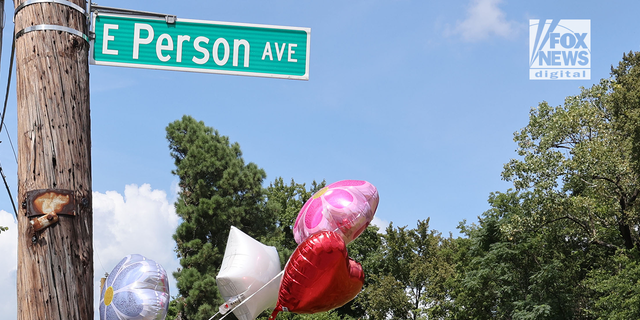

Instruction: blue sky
[2,0,640,319]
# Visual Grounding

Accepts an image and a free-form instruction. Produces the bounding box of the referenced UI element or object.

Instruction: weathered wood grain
[14,1,92,319]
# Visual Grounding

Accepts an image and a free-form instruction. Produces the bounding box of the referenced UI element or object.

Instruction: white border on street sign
[90,12,311,80]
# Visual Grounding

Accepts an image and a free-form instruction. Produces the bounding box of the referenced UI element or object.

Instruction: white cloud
[450,0,518,42]
[371,216,390,233]
[0,210,18,320]
[1,184,181,319]
[93,184,180,319]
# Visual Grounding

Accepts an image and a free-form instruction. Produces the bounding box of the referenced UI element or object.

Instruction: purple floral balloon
[293,180,379,244]
[99,254,170,320]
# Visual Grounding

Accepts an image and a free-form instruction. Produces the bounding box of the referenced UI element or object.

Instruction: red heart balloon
[270,231,364,319]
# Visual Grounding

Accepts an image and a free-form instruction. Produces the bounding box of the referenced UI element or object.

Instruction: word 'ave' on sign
[90,12,310,80]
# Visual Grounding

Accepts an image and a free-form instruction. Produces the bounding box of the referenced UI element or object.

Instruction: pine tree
[167,115,273,320]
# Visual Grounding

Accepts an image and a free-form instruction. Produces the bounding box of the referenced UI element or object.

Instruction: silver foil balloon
[99,254,170,320]
[216,226,281,320]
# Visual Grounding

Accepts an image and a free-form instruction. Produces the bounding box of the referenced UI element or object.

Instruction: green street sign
[90,12,310,80]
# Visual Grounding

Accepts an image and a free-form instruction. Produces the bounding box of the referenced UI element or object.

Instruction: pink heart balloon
[293,180,379,244]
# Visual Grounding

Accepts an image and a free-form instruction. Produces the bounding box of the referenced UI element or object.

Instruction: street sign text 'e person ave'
[90,12,310,80]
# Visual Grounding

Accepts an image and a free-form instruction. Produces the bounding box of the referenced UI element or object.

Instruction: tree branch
[628,188,640,205]
[592,175,625,197]
[590,239,619,250]
[550,143,572,150]
[535,215,590,234]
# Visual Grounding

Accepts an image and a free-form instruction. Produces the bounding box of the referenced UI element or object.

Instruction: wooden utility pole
[14,0,93,319]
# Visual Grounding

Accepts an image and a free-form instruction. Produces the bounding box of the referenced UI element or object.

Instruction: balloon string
[207,311,220,320]
[216,270,285,320]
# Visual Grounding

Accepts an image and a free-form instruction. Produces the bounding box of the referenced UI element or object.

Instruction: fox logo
[529,19,590,80]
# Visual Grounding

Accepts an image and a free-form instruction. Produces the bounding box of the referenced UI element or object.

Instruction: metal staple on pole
[15,0,87,17]
[15,24,89,42]
[14,0,90,42]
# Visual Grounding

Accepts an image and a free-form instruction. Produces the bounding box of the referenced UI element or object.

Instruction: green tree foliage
[166,52,640,320]
[453,53,640,319]
[502,79,639,251]
[455,191,598,319]
[354,220,456,320]
[263,177,325,266]
[585,249,640,320]
[167,115,274,320]
[0,226,7,233]
[610,51,640,175]
[586,51,640,320]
